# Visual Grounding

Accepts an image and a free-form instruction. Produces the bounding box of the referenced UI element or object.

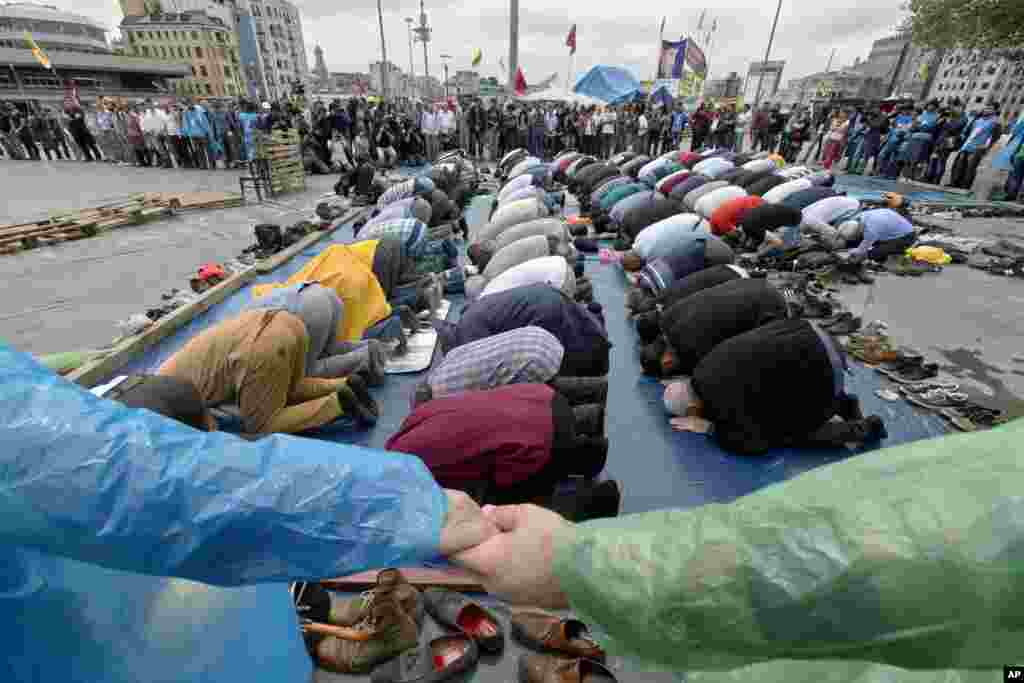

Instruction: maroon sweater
[386,384,555,488]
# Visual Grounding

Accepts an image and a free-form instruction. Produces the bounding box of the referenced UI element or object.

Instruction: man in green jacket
[453,418,1023,680]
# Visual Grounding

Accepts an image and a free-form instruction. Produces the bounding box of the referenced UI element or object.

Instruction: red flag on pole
[514,67,527,96]
[566,24,577,55]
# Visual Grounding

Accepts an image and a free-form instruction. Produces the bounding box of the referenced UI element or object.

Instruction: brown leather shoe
[330,569,424,628]
[518,653,618,683]
[314,599,419,674]
[510,609,605,661]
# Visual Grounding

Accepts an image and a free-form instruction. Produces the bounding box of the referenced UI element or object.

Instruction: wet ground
[835,215,1024,418]
[0,160,338,355]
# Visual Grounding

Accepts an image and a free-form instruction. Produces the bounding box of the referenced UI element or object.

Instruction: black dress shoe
[370,634,478,683]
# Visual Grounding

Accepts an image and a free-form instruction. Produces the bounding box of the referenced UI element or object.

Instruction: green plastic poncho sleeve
[553,418,1024,674]
[0,343,447,586]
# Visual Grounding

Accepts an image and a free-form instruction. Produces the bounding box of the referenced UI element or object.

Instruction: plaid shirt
[359,218,427,257]
[428,326,564,399]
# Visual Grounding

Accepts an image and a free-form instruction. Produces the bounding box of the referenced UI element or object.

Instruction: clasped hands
[440,489,571,609]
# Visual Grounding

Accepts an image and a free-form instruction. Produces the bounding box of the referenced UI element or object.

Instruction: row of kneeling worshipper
[385,153,619,519]
[559,145,910,456]
[90,165,620,520]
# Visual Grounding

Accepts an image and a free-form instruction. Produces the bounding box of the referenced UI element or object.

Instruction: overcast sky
[63,0,906,88]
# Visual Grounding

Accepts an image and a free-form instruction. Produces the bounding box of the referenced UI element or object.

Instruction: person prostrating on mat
[245,282,388,384]
[158,310,380,436]
[436,283,611,377]
[659,318,887,455]
[638,279,789,377]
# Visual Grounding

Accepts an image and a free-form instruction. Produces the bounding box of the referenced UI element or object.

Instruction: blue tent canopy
[573,65,642,104]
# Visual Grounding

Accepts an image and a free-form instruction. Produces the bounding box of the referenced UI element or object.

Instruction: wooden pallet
[0,192,242,256]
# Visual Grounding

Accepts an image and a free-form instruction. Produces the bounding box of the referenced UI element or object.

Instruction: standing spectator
[950,104,1001,189]
[94,99,119,162]
[440,102,456,151]
[142,102,165,167]
[67,107,101,161]
[29,106,57,160]
[925,108,961,184]
[467,100,484,159]
[751,103,770,151]
[422,103,440,160]
[671,105,688,150]
[599,106,616,157]
[331,100,351,144]
[735,104,752,153]
[126,103,147,166]
[581,107,596,155]
[821,110,850,170]
[0,103,25,159]
[715,106,737,150]
[766,105,786,152]
[545,105,559,157]
[12,105,38,160]
[483,99,499,161]
[166,101,188,168]
[223,101,242,168]
[635,107,649,154]
[690,103,712,151]
[616,105,629,155]
[45,107,71,160]
[457,101,470,153]
[238,100,259,164]
[184,100,212,169]
[204,99,225,169]
[528,106,545,158]
[802,108,831,164]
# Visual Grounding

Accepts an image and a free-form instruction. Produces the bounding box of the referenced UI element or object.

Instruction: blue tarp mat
[574,65,642,105]
[834,173,975,203]
[117,191,948,517]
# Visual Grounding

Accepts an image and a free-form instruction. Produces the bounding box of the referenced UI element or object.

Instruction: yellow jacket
[252,242,390,342]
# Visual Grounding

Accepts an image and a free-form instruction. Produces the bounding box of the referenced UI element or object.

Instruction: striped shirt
[428,326,564,399]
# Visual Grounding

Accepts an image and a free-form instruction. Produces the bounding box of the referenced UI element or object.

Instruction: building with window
[0,3,188,104]
[120,11,243,98]
[238,0,307,100]
[925,48,1024,124]
[119,0,308,101]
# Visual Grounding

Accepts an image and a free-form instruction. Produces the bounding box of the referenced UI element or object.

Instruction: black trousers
[488,393,602,505]
[868,233,917,262]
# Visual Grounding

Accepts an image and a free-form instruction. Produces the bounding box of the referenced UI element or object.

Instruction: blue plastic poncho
[0,343,445,683]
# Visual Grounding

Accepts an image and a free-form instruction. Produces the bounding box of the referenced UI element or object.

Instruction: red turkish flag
[566,24,577,55]
[514,67,527,96]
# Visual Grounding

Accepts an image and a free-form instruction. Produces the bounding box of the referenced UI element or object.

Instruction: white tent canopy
[516,88,604,106]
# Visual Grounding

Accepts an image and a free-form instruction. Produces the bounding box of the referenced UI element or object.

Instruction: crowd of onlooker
[3,92,1020,202]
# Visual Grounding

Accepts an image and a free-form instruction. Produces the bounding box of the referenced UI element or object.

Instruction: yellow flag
[471,48,482,67]
[24,31,52,70]
[918,62,929,81]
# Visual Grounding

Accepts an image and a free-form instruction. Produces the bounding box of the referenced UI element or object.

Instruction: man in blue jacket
[0,343,495,683]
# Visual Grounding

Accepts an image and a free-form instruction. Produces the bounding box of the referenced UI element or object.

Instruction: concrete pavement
[0,160,338,355]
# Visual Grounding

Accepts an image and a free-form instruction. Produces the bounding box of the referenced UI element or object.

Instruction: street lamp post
[752,0,783,110]
[441,53,452,99]
[405,17,416,99]
[376,0,389,99]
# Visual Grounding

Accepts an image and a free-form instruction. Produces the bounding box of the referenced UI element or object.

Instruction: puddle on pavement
[934,346,1024,419]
